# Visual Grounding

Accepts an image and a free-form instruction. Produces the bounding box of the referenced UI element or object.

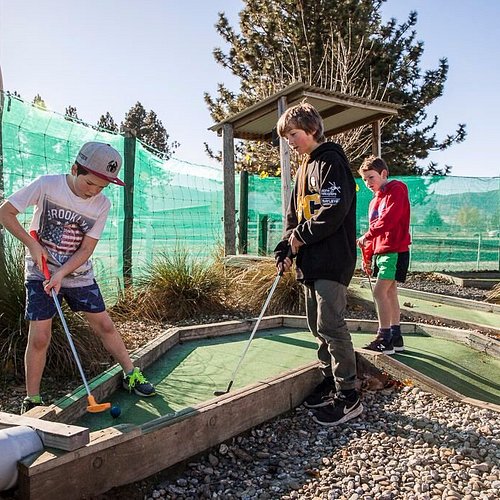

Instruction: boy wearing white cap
[0,142,156,413]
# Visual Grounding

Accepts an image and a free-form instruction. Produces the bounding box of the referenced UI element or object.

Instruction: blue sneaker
[123,367,156,397]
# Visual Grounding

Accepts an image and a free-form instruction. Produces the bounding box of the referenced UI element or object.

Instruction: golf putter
[361,246,377,314]
[214,249,292,396]
[30,231,111,413]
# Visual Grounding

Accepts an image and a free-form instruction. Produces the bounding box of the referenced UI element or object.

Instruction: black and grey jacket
[275,142,357,286]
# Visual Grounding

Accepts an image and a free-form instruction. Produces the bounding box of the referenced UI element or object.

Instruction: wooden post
[258,215,269,256]
[278,97,291,220]
[476,233,482,271]
[371,120,381,156]
[222,123,236,255]
[238,170,249,254]
[122,132,136,288]
[0,65,5,272]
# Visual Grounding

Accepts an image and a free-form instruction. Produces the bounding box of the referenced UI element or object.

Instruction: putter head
[86,395,111,413]
[214,380,233,396]
[213,390,228,396]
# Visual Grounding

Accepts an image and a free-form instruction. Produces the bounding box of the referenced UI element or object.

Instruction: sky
[1,0,499,178]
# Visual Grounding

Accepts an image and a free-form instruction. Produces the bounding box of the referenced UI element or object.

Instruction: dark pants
[304,279,357,392]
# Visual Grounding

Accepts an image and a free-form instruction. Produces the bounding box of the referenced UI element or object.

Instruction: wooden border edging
[14,315,500,499]
[18,363,320,500]
[351,276,500,314]
[0,412,88,451]
[357,348,500,413]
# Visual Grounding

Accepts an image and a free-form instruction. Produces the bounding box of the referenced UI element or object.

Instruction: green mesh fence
[1,94,499,307]
[0,94,223,301]
[244,174,500,271]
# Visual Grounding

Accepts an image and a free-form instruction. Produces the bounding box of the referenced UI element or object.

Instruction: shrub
[120,248,230,322]
[228,259,304,315]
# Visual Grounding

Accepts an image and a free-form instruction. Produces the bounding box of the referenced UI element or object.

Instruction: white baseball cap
[76,142,125,186]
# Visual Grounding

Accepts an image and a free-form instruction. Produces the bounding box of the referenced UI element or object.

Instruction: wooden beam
[371,121,381,156]
[278,96,291,219]
[0,412,89,451]
[325,113,390,136]
[238,170,249,254]
[302,90,399,115]
[122,131,136,287]
[320,104,348,120]
[222,123,236,255]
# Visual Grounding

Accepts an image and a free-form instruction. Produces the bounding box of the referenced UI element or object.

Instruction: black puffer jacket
[275,142,356,286]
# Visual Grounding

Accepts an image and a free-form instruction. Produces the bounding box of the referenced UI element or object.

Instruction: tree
[121,102,179,159]
[205,0,466,176]
[456,206,482,229]
[96,112,119,132]
[64,105,80,123]
[423,208,444,228]
[33,94,46,110]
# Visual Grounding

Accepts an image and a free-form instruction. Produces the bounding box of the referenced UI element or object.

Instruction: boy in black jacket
[274,102,362,426]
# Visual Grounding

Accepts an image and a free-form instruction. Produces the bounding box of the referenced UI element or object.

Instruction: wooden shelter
[209,82,399,255]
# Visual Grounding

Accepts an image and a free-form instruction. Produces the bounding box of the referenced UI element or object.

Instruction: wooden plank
[222,122,236,255]
[0,411,89,451]
[358,349,468,400]
[238,170,249,254]
[129,328,180,368]
[282,315,308,329]
[371,120,381,156]
[278,96,291,217]
[397,286,500,314]
[179,317,284,342]
[416,324,500,358]
[19,424,141,473]
[356,350,500,414]
[18,363,320,500]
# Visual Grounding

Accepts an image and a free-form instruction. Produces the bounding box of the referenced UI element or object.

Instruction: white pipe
[0,426,44,491]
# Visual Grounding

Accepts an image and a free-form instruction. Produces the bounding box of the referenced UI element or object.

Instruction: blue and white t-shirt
[8,174,110,287]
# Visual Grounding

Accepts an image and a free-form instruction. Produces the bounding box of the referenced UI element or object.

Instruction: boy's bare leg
[84,311,134,373]
[373,279,398,329]
[386,280,400,326]
[25,319,53,396]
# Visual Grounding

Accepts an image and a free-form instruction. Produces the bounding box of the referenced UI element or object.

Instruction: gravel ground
[1,273,498,499]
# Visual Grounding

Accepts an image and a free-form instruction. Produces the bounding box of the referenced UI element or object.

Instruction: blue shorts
[25,281,106,321]
[373,251,410,283]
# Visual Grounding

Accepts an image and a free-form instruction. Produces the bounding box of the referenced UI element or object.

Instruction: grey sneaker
[123,367,156,397]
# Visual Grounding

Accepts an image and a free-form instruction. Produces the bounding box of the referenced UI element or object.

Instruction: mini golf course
[72,326,499,434]
[351,277,500,333]
[1,285,498,499]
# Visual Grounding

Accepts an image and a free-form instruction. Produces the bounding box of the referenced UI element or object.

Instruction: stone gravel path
[140,387,499,500]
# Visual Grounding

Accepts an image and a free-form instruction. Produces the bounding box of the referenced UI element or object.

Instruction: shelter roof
[209,82,400,141]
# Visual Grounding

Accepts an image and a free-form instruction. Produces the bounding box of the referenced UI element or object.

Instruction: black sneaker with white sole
[312,393,363,426]
[303,376,336,409]
[392,335,404,352]
[363,334,395,355]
